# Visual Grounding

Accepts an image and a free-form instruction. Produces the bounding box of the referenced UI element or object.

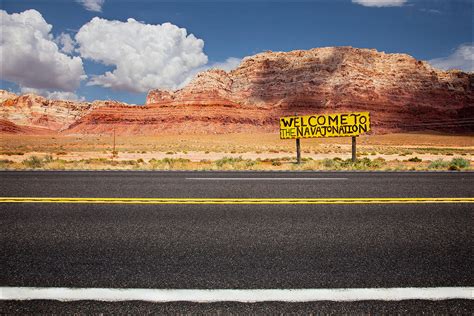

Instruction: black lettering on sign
[321,126,327,136]
[301,117,307,127]
[294,117,301,128]
[308,116,317,127]
[317,115,326,125]
[328,115,338,125]
[281,118,294,127]
[340,114,348,125]
[296,127,304,137]
[350,113,361,124]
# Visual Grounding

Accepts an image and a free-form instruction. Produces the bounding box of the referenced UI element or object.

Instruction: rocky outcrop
[147,47,473,133]
[2,47,473,135]
[0,119,54,134]
[0,91,130,132]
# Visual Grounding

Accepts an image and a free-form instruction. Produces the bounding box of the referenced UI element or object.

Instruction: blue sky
[1,0,472,104]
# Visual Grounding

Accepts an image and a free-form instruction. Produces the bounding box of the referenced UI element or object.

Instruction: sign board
[280,112,371,139]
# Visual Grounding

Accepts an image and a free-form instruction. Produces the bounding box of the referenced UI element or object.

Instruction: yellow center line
[0,197,473,204]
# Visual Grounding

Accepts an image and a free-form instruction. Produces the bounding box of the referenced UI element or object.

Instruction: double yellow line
[0,197,473,204]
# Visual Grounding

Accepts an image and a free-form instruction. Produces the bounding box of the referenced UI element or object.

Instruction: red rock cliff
[147,47,473,133]
[2,47,473,135]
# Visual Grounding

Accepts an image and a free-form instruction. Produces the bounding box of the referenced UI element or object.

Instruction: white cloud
[429,44,474,72]
[178,57,242,88]
[20,87,85,101]
[209,57,242,72]
[75,17,208,93]
[76,0,104,12]
[419,8,441,14]
[352,0,407,7]
[0,10,86,92]
[56,33,76,54]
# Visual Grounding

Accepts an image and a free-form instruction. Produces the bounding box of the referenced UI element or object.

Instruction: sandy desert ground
[1,133,472,171]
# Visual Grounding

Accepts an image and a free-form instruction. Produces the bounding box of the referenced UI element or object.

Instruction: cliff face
[0,90,130,133]
[147,47,473,132]
[2,47,473,135]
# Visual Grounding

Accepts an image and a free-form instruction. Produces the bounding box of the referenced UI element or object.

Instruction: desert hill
[1,47,473,135]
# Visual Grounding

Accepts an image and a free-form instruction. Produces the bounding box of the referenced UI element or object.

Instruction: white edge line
[186,178,349,180]
[0,287,472,302]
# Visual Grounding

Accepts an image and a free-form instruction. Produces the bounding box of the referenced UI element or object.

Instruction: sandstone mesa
[1,47,473,135]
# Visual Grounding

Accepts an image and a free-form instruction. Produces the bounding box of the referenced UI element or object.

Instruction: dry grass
[1,132,472,171]
[0,155,471,171]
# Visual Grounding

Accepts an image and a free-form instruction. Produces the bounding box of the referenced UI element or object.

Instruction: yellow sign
[280,112,370,139]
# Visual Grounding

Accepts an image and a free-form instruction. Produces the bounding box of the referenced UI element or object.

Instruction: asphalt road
[0,170,473,198]
[1,171,473,313]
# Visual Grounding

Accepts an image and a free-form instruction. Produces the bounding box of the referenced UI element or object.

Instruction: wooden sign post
[352,136,357,162]
[296,138,301,164]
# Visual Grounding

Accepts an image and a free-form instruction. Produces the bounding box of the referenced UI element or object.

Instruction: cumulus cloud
[352,0,407,7]
[178,57,242,88]
[56,33,76,54]
[0,10,86,92]
[75,17,208,93]
[429,44,474,72]
[209,57,242,72]
[76,0,104,12]
[20,87,85,101]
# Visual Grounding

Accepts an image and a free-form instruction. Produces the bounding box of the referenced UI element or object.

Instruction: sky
[1,0,472,104]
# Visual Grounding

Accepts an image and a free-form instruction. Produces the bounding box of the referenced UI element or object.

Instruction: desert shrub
[165,151,175,155]
[215,156,243,167]
[136,158,144,164]
[322,158,335,168]
[80,158,108,164]
[2,151,25,156]
[44,155,54,163]
[162,158,190,164]
[56,151,68,155]
[0,159,13,168]
[22,156,44,168]
[428,159,449,170]
[408,157,422,162]
[337,157,387,170]
[120,160,138,166]
[148,158,190,170]
[449,157,470,170]
[245,160,256,167]
[271,160,282,166]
